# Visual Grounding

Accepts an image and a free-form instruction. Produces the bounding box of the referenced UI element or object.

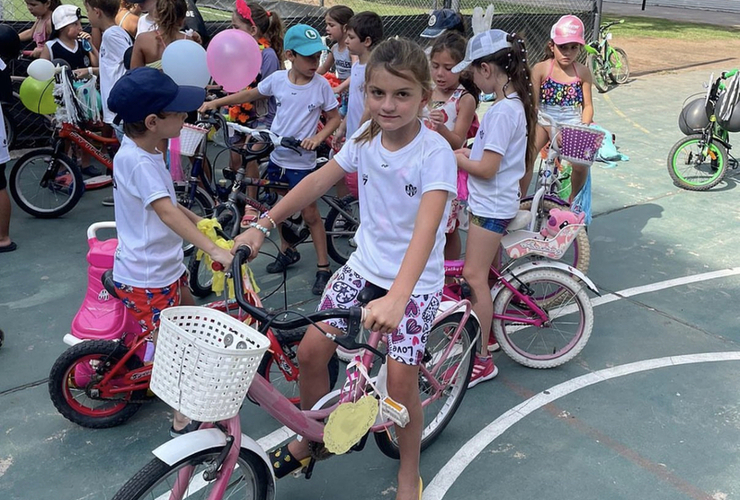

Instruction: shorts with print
[470,213,512,234]
[317,265,442,366]
[266,160,315,189]
[113,273,188,335]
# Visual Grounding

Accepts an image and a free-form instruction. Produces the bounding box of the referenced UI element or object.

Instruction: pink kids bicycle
[110,247,478,499]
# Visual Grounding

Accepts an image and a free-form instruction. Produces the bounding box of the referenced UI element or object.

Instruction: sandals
[269,444,310,479]
[240,206,260,230]
[168,420,201,438]
[312,264,332,296]
[265,247,301,274]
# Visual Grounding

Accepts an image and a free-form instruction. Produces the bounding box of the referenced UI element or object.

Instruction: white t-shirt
[100,26,132,124]
[257,70,338,170]
[0,60,8,164]
[331,45,352,81]
[136,13,157,37]
[334,121,456,294]
[112,136,185,288]
[467,95,527,219]
[345,62,366,138]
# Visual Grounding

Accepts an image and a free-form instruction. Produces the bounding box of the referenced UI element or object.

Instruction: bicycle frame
[584,21,623,70]
[57,121,119,171]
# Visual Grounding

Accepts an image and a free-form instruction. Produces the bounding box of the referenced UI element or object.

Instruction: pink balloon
[206,29,262,92]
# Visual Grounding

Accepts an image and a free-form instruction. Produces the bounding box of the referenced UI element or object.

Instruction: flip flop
[0,242,17,253]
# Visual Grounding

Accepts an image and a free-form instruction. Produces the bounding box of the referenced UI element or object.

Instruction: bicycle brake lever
[334,335,386,363]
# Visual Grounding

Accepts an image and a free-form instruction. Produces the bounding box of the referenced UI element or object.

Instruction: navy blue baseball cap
[421,9,465,38]
[108,67,205,125]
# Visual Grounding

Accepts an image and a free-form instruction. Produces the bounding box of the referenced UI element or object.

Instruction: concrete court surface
[3,68,740,499]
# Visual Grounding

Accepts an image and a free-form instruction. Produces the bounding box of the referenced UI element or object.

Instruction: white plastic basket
[150,306,270,422]
[178,124,209,157]
[559,124,605,167]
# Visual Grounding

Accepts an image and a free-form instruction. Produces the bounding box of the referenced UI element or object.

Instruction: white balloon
[27,59,56,81]
[162,40,210,88]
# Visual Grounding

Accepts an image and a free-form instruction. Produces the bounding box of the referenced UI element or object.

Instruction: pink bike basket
[559,124,605,167]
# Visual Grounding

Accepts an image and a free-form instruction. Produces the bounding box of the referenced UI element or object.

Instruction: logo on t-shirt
[405,184,418,197]
[308,103,317,112]
[478,129,485,140]
[362,174,368,185]
[381,163,388,169]
[276,98,281,108]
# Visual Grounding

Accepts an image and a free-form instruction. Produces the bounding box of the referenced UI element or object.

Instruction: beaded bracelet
[260,211,277,229]
[248,222,270,237]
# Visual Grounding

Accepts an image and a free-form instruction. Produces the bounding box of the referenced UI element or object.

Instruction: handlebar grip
[723,69,739,79]
[212,262,224,272]
[281,137,304,155]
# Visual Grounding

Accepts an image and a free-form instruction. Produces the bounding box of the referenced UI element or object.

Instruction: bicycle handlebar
[600,19,624,32]
[230,247,381,357]
[225,122,303,154]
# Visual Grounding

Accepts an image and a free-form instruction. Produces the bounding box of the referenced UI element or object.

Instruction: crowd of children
[3,3,596,498]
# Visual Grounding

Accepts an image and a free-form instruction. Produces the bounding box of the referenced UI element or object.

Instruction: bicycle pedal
[301,458,316,480]
[380,396,410,428]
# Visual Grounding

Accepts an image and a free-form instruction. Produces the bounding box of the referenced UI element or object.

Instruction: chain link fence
[2,0,597,151]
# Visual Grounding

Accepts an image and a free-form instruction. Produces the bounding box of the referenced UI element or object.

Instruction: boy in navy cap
[201,24,341,295]
[108,67,233,436]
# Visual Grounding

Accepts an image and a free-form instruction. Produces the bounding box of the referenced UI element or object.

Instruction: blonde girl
[425,31,479,260]
[235,37,457,500]
[527,15,594,200]
[453,29,537,388]
[19,0,60,58]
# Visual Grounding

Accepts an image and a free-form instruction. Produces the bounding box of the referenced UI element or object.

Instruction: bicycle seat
[357,283,387,305]
[102,269,120,300]
[507,210,532,232]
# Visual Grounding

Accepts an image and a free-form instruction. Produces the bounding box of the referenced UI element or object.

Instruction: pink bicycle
[110,246,478,499]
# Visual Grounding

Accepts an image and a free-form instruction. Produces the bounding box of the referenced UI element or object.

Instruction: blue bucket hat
[108,67,205,125]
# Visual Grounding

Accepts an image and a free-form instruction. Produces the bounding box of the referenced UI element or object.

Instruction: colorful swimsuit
[539,60,584,125]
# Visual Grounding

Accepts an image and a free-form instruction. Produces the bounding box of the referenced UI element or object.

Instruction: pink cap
[550,15,586,45]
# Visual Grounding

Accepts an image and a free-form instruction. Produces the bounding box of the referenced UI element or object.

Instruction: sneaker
[468,356,498,389]
[487,333,500,353]
[312,268,332,296]
[82,165,104,177]
[265,248,300,274]
[169,420,201,438]
[101,196,115,207]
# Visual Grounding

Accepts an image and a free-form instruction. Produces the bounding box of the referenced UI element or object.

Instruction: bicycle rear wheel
[374,312,477,459]
[493,269,593,369]
[587,55,609,93]
[325,195,359,266]
[608,47,630,84]
[111,448,269,500]
[667,134,728,191]
[9,149,84,218]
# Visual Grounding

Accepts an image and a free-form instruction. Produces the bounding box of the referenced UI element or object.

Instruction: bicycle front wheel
[608,47,630,84]
[374,312,477,459]
[176,184,214,256]
[668,134,728,191]
[111,448,269,500]
[325,195,360,266]
[587,55,609,93]
[187,252,213,298]
[9,149,84,218]
[493,269,593,369]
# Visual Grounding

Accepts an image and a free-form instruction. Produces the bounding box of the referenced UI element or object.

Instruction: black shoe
[169,420,201,438]
[312,266,331,296]
[266,248,300,274]
[101,196,114,207]
[82,165,104,177]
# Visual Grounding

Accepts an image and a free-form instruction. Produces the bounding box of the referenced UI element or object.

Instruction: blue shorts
[265,161,314,189]
[470,214,512,234]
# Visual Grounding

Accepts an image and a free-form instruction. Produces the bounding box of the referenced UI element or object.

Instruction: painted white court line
[423,352,740,499]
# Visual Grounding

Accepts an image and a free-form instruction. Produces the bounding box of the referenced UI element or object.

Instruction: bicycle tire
[111,448,269,500]
[587,55,609,93]
[3,113,14,149]
[324,195,359,266]
[176,185,214,256]
[667,134,728,191]
[187,252,213,298]
[492,269,593,369]
[516,198,590,275]
[9,149,84,218]
[608,47,630,84]
[256,329,339,406]
[374,312,477,459]
[48,340,146,428]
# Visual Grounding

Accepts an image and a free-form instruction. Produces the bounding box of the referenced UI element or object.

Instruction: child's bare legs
[0,171,12,248]
[569,164,588,201]
[303,201,330,266]
[444,228,461,261]
[387,359,423,500]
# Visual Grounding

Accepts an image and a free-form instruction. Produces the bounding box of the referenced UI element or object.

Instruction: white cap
[452,29,512,74]
[52,5,82,31]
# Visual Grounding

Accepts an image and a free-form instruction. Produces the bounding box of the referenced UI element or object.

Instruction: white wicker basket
[150,306,270,422]
[178,124,209,157]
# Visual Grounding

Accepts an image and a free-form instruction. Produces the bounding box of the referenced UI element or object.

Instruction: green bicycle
[584,19,630,93]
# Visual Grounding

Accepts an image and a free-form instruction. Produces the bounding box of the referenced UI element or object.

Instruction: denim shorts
[265,161,314,189]
[540,104,582,126]
[470,214,512,234]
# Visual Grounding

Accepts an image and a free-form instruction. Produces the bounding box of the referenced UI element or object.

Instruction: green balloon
[19,77,57,115]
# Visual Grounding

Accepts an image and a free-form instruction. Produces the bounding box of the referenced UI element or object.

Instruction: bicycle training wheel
[515,198,590,275]
[374,312,477,459]
[587,55,609,93]
[667,134,728,191]
[256,329,339,406]
[176,184,214,256]
[9,149,84,218]
[608,47,630,84]
[492,269,593,369]
[325,195,360,266]
[111,448,269,500]
[48,340,145,428]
